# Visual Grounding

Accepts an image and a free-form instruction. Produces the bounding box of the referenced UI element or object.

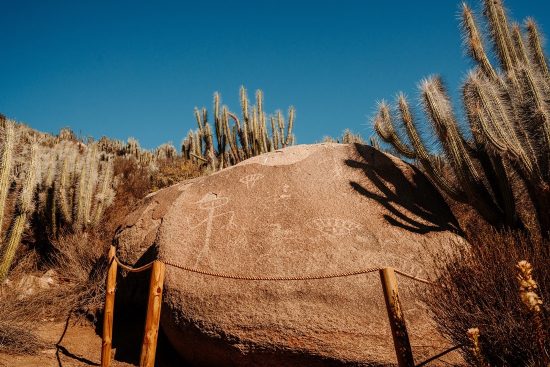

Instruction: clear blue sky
[2,1,549,149]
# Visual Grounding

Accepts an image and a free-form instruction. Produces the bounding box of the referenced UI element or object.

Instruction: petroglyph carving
[188,193,236,265]
[307,218,362,236]
[239,173,264,189]
[280,184,291,199]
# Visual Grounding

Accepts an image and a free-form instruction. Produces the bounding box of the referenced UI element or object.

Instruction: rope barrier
[163,259,383,281]
[113,253,434,284]
[113,255,154,273]
[105,248,441,367]
[394,269,434,285]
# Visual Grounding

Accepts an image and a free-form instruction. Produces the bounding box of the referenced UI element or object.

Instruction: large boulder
[115,143,464,366]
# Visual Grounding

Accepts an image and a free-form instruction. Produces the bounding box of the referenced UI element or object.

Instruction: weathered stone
[115,143,464,366]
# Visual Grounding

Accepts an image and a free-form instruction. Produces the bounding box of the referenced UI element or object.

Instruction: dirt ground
[0,319,187,367]
[0,318,463,367]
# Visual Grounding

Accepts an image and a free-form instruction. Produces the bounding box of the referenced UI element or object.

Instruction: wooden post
[379,267,414,367]
[101,246,118,367]
[139,260,165,367]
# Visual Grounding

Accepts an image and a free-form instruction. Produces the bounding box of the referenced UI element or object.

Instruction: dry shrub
[112,156,152,200]
[0,231,107,355]
[151,157,203,191]
[424,230,549,366]
[0,298,47,355]
[0,250,46,355]
[47,231,108,319]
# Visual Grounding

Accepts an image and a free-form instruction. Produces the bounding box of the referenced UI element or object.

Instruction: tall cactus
[373,0,550,238]
[183,87,297,171]
[0,143,38,281]
[0,119,15,241]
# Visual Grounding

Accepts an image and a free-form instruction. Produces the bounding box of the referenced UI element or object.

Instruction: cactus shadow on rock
[345,143,463,236]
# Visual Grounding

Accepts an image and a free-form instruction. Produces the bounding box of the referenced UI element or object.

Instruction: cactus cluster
[182,87,296,171]
[323,129,365,145]
[373,0,550,238]
[0,119,40,281]
[98,135,178,169]
[0,119,117,280]
[36,140,116,236]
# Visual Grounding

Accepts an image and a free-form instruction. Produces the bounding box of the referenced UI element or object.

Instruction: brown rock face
[115,143,463,366]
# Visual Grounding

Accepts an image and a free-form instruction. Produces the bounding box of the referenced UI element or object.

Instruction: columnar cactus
[183,87,297,171]
[92,159,114,227]
[373,0,550,238]
[0,119,15,241]
[0,142,38,281]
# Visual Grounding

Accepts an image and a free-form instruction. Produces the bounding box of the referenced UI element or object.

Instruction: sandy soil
[0,319,187,367]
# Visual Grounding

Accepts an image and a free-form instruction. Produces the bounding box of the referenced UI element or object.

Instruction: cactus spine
[373,0,550,238]
[0,143,38,281]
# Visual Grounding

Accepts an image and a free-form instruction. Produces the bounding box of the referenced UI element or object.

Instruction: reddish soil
[0,320,186,367]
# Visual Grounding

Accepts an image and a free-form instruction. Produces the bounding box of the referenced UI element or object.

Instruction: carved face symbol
[308,218,362,236]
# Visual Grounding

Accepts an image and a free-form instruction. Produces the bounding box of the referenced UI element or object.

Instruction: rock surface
[115,143,464,366]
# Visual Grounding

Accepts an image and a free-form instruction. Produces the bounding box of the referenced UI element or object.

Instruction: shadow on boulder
[346,143,462,236]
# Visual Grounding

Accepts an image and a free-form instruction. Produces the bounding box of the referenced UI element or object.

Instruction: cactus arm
[227,111,246,160]
[464,91,520,227]
[526,18,550,78]
[374,100,416,159]
[240,86,249,121]
[83,144,99,228]
[203,122,216,170]
[92,160,113,226]
[422,77,483,185]
[75,154,88,228]
[255,90,263,123]
[519,66,550,174]
[263,114,270,152]
[57,148,74,224]
[270,116,278,151]
[462,3,498,80]
[213,92,224,155]
[465,74,536,177]
[484,0,518,73]
[222,107,239,162]
[0,143,38,281]
[0,120,15,241]
[511,23,529,65]
[464,75,512,152]
[488,155,519,227]
[284,107,295,148]
[255,91,269,153]
[194,107,204,132]
[397,95,466,200]
[422,77,506,225]
[277,111,284,148]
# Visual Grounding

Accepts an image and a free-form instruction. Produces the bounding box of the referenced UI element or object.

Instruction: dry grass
[0,318,46,355]
[0,231,107,355]
[151,157,203,191]
[423,230,549,366]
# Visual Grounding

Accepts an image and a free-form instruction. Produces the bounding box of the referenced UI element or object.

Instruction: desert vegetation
[373,0,549,365]
[0,0,549,366]
[0,87,299,356]
[182,87,296,171]
[374,0,550,240]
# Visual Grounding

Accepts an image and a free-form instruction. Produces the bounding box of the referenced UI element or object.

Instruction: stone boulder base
[115,143,463,366]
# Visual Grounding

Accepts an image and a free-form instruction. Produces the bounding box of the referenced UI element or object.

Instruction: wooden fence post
[139,260,165,367]
[379,267,414,367]
[101,246,118,367]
